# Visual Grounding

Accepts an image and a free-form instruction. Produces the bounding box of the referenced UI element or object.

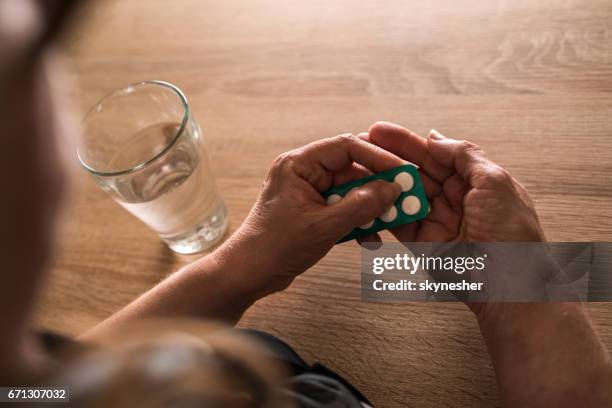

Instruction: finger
[357,233,383,250]
[368,122,453,183]
[362,128,442,198]
[333,164,389,247]
[442,173,468,210]
[332,160,442,200]
[420,172,442,199]
[299,134,407,182]
[324,180,402,234]
[427,194,461,231]
[426,129,490,183]
[332,162,372,186]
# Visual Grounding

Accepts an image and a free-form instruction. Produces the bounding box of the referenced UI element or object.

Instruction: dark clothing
[236,329,370,407]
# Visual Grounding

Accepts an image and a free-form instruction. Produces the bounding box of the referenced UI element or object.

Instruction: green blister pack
[323,164,430,243]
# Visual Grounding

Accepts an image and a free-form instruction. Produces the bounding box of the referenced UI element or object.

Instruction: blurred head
[0,0,79,272]
[0,0,88,382]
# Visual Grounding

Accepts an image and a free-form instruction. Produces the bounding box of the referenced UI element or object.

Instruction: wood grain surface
[35,0,612,406]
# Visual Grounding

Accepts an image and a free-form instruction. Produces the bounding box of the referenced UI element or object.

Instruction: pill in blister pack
[323,164,430,243]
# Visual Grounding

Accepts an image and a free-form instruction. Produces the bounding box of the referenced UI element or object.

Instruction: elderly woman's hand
[361,122,547,319]
[362,122,546,243]
[212,134,406,299]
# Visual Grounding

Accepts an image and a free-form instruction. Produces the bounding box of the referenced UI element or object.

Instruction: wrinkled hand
[363,124,612,408]
[361,122,546,243]
[213,134,405,299]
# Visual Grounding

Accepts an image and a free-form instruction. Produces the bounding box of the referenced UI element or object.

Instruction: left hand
[212,134,405,299]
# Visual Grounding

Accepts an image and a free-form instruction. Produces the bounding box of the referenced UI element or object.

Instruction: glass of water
[78,80,229,254]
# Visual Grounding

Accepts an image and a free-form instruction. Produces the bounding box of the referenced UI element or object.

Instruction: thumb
[426,129,489,183]
[324,180,402,236]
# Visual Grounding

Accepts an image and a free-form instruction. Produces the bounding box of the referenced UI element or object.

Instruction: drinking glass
[78,80,228,254]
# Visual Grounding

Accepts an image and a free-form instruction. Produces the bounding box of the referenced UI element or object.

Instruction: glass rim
[77,80,190,177]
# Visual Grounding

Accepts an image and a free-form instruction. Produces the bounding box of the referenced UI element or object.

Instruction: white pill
[326,194,342,205]
[380,206,398,223]
[359,220,375,229]
[401,195,421,215]
[394,172,414,192]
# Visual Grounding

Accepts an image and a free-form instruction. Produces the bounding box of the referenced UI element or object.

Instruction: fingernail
[429,129,445,140]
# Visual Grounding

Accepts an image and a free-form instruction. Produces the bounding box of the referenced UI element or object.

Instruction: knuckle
[271,151,291,167]
[271,151,298,172]
[353,188,383,210]
[334,133,358,145]
[267,151,300,186]
[485,165,513,187]
[456,140,484,165]
[458,140,483,155]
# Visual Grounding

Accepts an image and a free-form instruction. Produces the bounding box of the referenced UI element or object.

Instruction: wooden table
[37,0,612,406]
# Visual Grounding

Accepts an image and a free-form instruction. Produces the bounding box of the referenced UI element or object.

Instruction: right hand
[362,122,546,243]
[212,134,404,300]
